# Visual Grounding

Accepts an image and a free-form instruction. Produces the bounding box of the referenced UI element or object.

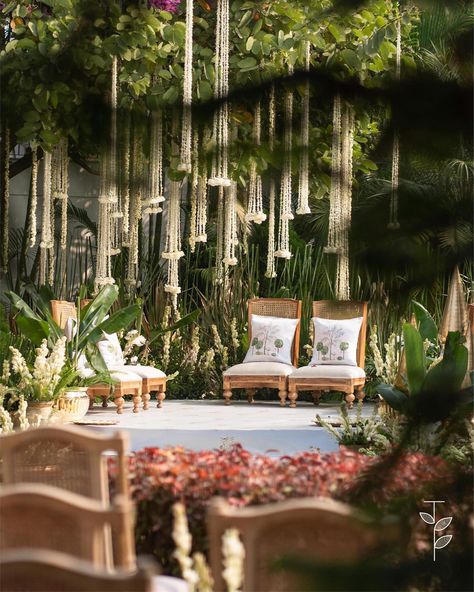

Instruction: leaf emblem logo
[419,512,435,524]
[434,535,452,550]
[435,517,452,531]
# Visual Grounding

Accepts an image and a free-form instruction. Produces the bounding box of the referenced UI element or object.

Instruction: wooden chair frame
[288,300,368,408]
[208,496,398,592]
[0,425,130,502]
[0,484,135,571]
[0,549,157,592]
[51,300,148,414]
[223,299,302,406]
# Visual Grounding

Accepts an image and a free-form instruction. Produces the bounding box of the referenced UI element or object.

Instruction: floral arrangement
[122,329,147,365]
[114,444,451,573]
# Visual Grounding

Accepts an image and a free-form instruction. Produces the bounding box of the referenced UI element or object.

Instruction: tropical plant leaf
[85,305,141,345]
[412,300,438,342]
[377,384,409,412]
[403,323,426,395]
[149,309,200,344]
[419,512,435,524]
[435,517,452,531]
[15,315,50,345]
[434,534,453,549]
[422,331,468,395]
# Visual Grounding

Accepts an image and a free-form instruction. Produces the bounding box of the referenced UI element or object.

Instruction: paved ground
[81,399,376,455]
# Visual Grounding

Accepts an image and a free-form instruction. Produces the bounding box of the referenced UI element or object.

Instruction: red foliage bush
[111,444,451,573]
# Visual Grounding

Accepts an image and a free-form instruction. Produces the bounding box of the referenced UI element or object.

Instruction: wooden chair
[223,298,302,406]
[288,300,368,408]
[0,424,130,502]
[207,497,399,592]
[0,484,135,570]
[51,299,146,414]
[0,549,158,592]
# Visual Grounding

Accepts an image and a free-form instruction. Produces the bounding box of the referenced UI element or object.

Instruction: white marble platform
[82,399,376,456]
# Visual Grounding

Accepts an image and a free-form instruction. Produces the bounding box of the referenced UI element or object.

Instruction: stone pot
[26,400,54,425]
[53,388,90,423]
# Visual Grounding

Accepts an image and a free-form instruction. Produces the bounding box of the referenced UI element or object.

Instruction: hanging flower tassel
[52,138,69,250]
[335,103,355,301]
[215,185,225,284]
[223,181,238,267]
[324,94,342,255]
[29,146,38,247]
[208,0,231,187]
[265,85,277,278]
[120,109,131,246]
[275,67,294,260]
[297,41,311,215]
[39,151,53,285]
[178,0,194,174]
[246,101,266,224]
[144,109,165,215]
[188,131,199,252]
[195,175,208,244]
[1,126,10,274]
[163,180,184,309]
[388,17,401,230]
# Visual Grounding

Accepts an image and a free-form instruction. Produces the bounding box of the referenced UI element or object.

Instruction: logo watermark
[419,500,453,561]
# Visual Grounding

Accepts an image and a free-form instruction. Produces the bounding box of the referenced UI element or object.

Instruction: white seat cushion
[110,364,166,379]
[97,332,125,366]
[291,365,365,379]
[224,362,296,377]
[109,369,142,382]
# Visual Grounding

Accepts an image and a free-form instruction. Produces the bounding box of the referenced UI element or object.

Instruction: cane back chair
[208,496,399,592]
[50,300,144,414]
[288,300,368,408]
[223,298,302,406]
[0,484,135,571]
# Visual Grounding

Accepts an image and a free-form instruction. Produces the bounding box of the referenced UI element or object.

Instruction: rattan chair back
[312,300,368,368]
[0,549,156,592]
[248,299,302,367]
[0,484,135,570]
[51,300,77,329]
[208,496,397,592]
[0,425,130,503]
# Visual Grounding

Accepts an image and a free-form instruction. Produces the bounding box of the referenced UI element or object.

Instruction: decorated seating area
[0,0,472,590]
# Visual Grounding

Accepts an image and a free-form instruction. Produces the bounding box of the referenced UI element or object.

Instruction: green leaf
[412,300,438,343]
[149,309,200,345]
[198,80,212,101]
[403,323,426,395]
[377,384,409,412]
[423,331,468,395]
[237,56,257,69]
[15,315,50,345]
[86,305,140,345]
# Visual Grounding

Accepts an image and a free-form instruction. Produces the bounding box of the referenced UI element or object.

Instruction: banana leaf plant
[6,284,140,377]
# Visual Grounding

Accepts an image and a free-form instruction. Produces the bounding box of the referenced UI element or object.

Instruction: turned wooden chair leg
[132,389,141,413]
[142,392,151,410]
[312,390,322,405]
[345,391,355,409]
[156,384,166,408]
[287,387,297,408]
[101,398,108,408]
[114,394,124,414]
[355,386,365,403]
[246,389,256,404]
[279,388,288,407]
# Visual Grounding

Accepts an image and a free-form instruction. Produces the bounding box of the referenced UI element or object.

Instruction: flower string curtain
[95,56,119,292]
[144,109,165,215]
[39,150,52,286]
[120,109,131,246]
[325,94,342,255]
[178,0,193,174]
[215,185,225,284]
[245,101,266,224]
[388,15,401,230]
[51,138,69,250]
[208,0,230,187]
[223,180,238,267]
[275,64,294,260]
[265,84,277,278]
[296,41,311,215]
[1,126,10,274]
[29,146,38,247]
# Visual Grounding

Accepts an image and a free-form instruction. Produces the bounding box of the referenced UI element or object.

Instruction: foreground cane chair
[288,301,368,408]
[51,300,145,413]
[0,484,135,570]
[0,424,130,502]
[0,550,158,592]
[208,497,399,592]
[223,298,302,405]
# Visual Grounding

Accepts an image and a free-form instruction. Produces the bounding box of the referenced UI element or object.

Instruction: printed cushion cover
[243,314,299,366]
[97,332,125,367]
[309,316,363,367]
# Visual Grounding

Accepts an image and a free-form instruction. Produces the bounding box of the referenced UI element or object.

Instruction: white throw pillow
[97,332,125,367]
[243,314,299,366]
[309,316,363,367]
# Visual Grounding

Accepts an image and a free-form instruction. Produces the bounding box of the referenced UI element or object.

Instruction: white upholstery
[291,365,365,379]
[310,316,363,367]
[110,369,142,382]
[97,332,125,366]
[243,314,299,365]
[224,362,296,377]
[109,365,166,379]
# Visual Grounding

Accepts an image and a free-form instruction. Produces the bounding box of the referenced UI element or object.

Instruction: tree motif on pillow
[309,317,363,367]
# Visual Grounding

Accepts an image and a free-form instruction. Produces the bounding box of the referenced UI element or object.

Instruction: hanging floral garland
[215,185,225,284]
[208,0,231,187]
[51,138,69,250]
[120,109,131,246]
[388,16,401,230]
[39,150,52,285]
[188,130,199,252]
[223,181,238,267]
[178,0,193,174]
[29,146,38,248]
[265,84,277,278]
[296,41,311,215]
[144,109,165,215]
[245,101,266,224]
[1,127,10,274]
[275,64,294,260]
[325,94,342,255]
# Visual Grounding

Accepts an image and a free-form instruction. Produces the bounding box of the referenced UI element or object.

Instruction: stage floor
[83,399,376,456]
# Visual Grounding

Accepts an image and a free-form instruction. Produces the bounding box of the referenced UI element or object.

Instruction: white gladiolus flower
[18,395,29,430]
[2,360,10,382]
[222,528,245,592]
[9,347,32,381]
[0,404,14,433]
[230,318,240,350]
